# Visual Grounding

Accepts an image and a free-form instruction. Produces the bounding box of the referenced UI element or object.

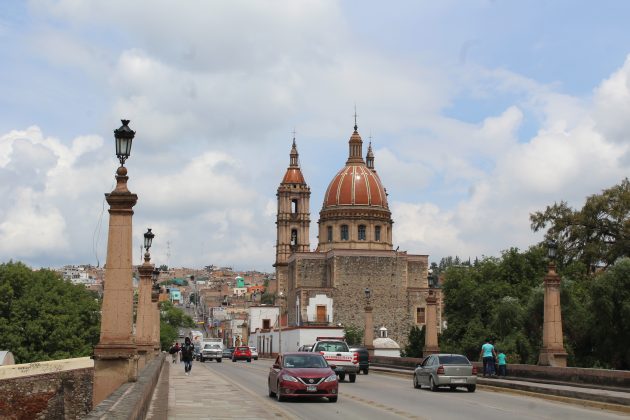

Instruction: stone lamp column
[423,290,440,357]
[538,241,568,367]
[136,234,155,370]
[93,120,138,407]
[363,288,375,357]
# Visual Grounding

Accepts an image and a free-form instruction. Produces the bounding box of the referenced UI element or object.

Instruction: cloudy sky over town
[1,1,629,271]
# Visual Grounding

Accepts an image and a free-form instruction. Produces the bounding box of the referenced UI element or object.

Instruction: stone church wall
[330,254,424,349]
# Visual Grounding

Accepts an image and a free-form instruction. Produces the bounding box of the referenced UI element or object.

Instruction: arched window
[291,199,298,213]
[358,225,366,240]
[327,226,333,242]
[340,225,349,241]
[375,226,381,242]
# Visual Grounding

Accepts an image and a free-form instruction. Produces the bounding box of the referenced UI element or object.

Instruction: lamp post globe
[114,119,135,167]
[143,228,155,253]
[546,239,558,261]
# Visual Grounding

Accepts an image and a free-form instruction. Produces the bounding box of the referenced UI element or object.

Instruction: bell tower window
[291,199,298,213]
[291,229,298,247]
[327,226,333,242]
[340,225,349,241]
[358,225,366,240]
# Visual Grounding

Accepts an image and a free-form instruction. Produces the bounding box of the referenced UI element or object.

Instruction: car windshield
[204,344,220,349]
[314,341,349,352]
[237,347,248,351]
[283,355,328,368]
[438,355,470,365]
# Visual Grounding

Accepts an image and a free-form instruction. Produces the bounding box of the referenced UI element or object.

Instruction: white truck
[310,339,360,383]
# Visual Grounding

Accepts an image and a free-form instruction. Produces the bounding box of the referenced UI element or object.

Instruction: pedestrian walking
[479,338,497,377]
[169,342,178,364]
[497,350,507,377]
[181,337,195,375]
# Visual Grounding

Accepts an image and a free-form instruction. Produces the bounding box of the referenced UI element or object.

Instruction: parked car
[193,343,202,361]
[222,347,234,358]
[268,352,338,402]
[413,354,477,392]
[200,343,222,363]
[232,346,252,362]
[297,344,313,352]
[349,346,370,375]
[249,346,259,360]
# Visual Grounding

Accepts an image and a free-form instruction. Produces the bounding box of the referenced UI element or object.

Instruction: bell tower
[274,136,311,294]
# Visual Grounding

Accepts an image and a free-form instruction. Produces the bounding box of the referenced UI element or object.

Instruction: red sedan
[232,346,252,362]
[268,352,339,402]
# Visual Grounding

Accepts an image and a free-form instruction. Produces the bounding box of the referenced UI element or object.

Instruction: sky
[1,0,629,271]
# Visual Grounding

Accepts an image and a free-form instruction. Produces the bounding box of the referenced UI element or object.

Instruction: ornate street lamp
[144,228,155,253]
[114,119,135,167]
[547,239,557,261]
[364,287,371,301]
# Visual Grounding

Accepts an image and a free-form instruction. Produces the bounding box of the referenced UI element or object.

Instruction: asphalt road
[196,358,625,420]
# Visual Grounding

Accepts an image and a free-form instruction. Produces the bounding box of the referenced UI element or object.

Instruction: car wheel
[232,358,236,362]
[413,374,421,389]
[362,368,369,375]
[349,374,356,383]
[338,373,345,382]
[430,376,439,392]
[217,358,222,363]
[450,386,457,391]
[200,357,204,363]
[467,385,476,393]
[247,359,251,363]
[276,382,284,402]
[328,396,338,403]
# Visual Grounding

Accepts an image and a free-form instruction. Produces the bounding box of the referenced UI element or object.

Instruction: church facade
[274,124,442,349]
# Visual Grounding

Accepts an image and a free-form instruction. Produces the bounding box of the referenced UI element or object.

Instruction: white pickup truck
[310,339,360,382]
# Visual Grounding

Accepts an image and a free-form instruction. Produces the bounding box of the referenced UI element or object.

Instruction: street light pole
[278,290,285,355]
[93,119,138,407]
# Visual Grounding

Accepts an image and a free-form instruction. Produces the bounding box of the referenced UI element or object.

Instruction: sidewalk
[165,361,291,419]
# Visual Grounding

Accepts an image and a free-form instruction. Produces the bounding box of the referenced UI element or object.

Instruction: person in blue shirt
[497,350,507,376]
[479,338,497,377]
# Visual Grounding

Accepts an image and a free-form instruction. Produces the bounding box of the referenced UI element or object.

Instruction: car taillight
[320,351,325,356]
[472,365,478,375]
[353,352,358,364]
[437,365,445,374]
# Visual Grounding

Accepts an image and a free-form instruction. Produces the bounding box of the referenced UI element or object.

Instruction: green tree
[588,258,630,369]
[343,325,364,345]
[530,178,630,272]
[159,301,195,350]
[402,325,425,358]
[0,261,101,363]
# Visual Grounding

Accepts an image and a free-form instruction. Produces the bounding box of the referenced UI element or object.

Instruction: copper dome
[323,164,388,208]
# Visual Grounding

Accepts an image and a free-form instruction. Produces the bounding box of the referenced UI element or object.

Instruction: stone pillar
[363,305,375,357]
[136,255,155,370]
[423,290,440,357]
[538,263,568,367]
[93,166,138,407]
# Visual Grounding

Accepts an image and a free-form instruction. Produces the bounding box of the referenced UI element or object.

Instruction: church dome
[322,127,388,209]
[323,164,388,208]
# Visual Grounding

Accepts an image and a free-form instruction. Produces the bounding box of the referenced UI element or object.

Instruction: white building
[249,326,344,355]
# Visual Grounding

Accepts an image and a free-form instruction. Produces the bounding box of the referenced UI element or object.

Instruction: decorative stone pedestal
[423,290,440,357]
[538,262,568,367]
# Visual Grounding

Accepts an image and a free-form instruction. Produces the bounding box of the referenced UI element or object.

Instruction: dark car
[349,346,370,375]
[222,347,234,358]
[232,346,252,362]
[268,352,338,402]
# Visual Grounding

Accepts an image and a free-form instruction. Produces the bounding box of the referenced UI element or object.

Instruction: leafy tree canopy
[343,325,364,346]
[530,178,630,272]
[159,300,195,350]
[0,261,101,363]
[401,325,425,358]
